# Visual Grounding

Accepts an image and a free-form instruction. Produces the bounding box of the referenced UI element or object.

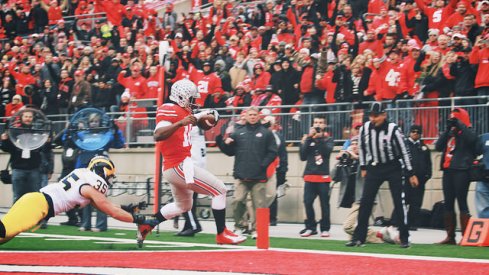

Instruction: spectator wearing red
[194,61,223,107]
[368,0,388,14]
[4,94,24,118]
[122,6,143,29]
[414,0,458,31]
[74,1,91,19]
[250,85,282,114]
[399,42,422,98]
[249,63,271,92]
[144,66,160,99]
[332,15,356,47]
[369,7,390,35]
[276,20,296,45]
[432,34,452,55]
[424,29,441,50]
[8,60,36,97]
[132,0,150,19]
[40,0,68,25]
[117,64,147,99]
[225,84,252,109]
[359,29,383,55]
[444,1,481,32]
[94,0,126,26]
[470,34,489,96]
[316,62,337,104]
[414,50,446,142]
[366,53,401,101]
[208,0,228,26]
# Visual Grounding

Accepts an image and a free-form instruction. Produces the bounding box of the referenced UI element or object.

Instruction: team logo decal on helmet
[169,79,200,110]
[88,156,116,186]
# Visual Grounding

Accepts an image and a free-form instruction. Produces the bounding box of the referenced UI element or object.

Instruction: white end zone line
[0,265,251,275]
[3,232,489,264]
[14,232,253,249]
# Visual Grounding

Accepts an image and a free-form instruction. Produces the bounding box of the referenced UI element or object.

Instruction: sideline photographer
[298,116,334,238]
[336,136,384,244]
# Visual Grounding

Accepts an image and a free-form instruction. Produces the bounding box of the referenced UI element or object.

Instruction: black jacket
[449,59,477,97]
[1,137,47,170]
[435,122,480,170]
[299,134,334,176]
[217,123,278,181]
[332,64,369,103]
[279,67,300,106]
[406,138,432,182]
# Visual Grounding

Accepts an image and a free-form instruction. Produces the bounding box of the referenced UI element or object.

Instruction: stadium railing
[0,96,487,147]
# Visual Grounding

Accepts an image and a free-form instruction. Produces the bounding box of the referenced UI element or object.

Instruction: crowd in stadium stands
[0,0,488,125]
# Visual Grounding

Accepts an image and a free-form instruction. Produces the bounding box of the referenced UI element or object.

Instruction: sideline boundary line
[2,232,489,264]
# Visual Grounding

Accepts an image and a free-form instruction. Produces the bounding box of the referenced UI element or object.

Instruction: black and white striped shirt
[359,121,413,174]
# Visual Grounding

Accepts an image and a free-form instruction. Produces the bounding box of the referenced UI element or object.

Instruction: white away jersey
[40,168,110,215]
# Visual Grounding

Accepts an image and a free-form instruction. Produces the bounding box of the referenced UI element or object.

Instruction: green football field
[1,225,488,260]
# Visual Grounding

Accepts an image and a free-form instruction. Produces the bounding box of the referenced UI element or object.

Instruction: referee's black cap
[410,124,423,134]
[369,102,386,115]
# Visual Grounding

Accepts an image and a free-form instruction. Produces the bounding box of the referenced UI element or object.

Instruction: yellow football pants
[0,192,49,244]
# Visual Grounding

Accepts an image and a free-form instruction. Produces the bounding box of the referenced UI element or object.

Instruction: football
[197,114,217,130]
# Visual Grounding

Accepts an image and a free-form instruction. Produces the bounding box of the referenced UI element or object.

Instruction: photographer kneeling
[337,136,384,244]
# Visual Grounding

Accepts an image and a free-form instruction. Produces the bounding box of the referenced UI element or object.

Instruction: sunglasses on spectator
[411,130,420,134]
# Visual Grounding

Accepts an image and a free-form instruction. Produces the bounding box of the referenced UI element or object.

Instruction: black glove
[121,201,147,214]
[132,214,146,224]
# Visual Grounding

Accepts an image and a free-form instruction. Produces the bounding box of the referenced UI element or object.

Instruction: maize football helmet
[88,156,116,186]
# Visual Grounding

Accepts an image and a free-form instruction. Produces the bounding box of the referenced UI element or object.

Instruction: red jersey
[155,103,192,170]
[195,72,223,107]
[368,0,387,14]
[48,7,63,25]
[316,70,337,104]
[117,73,147,99]
[469,46,489,88]
[399,55,421,96]
[415,0,456,31]
[144,74,160,99]
[367,61,402,100]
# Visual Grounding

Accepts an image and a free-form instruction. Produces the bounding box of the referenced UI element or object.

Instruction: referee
[346,102,418,248]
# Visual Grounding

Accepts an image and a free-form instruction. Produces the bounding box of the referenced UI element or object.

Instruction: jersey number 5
[61,172,80,191]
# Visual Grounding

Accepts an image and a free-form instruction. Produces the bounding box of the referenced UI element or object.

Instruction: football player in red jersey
[136,79,246,247]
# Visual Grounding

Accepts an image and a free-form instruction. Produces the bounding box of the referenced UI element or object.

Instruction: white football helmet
[169,79,200,110]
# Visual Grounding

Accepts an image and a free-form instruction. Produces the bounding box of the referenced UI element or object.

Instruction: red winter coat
[117,73,147,99]
[469,46,489,88]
